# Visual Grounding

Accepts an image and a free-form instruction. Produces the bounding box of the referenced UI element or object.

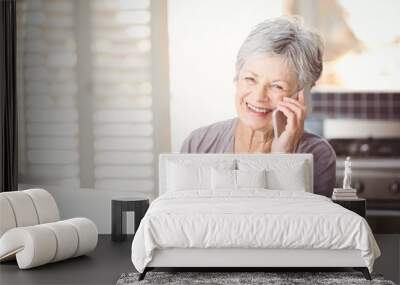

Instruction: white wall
[168,0,284,151]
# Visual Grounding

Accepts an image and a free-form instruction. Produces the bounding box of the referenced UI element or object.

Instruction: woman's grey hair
[234,16,324,89]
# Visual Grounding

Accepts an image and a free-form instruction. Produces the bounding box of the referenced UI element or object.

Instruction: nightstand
[332,198,366,218]
[111,197,149,242]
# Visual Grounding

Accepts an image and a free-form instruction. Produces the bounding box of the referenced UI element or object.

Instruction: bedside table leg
[112,201,126,241]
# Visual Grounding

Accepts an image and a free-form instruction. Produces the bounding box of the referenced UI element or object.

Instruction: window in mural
[287,0,400,91]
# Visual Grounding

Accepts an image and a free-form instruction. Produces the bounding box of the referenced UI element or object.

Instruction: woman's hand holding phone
[271,89,307,153]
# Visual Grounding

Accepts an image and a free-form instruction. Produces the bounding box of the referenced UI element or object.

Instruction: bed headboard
[158,153,313,196]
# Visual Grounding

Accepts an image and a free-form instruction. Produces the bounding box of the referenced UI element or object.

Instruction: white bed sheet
[131,189,380,273]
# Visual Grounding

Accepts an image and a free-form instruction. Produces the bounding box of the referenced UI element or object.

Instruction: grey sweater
[180,118,337,197]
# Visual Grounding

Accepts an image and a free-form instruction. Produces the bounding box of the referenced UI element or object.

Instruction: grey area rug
[116,271,396,285]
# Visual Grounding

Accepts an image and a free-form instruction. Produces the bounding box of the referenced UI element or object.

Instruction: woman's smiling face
[235,53,299,132]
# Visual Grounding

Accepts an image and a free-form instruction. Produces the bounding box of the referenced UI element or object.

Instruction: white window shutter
[91,0,154,193]
[20,0,81,189]
[18,0,164,197]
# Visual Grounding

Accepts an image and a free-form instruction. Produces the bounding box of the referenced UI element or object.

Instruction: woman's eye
[272,85,283,90]
[245,77,255,82]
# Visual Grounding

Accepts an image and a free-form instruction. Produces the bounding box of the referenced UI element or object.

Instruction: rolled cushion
[0,226,57,269]
[64,218,98,257]
[42,221,79,262]
[0,196,17,237]
[0,189,60,239]
[0,218,98,269]
[24,189,60,223]
[0,192,39,227]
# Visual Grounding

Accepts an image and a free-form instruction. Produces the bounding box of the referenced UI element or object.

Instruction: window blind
[18,0,156,195]
[20,0,80,188]
[91,0,154,193]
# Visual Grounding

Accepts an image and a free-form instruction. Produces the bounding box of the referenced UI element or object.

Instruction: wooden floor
[0,235,134,285]
[1,234,398,284]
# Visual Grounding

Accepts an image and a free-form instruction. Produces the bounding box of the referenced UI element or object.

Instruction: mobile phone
[272,108,286,139]
[272,92,299,139]
[272,87,312,138]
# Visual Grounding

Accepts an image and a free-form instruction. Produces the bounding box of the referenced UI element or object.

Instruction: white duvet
[131,190,380,273]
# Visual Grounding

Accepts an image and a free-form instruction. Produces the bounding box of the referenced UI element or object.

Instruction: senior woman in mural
[181,16,336,197]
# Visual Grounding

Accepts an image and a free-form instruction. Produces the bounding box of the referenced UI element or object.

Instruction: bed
[131,153,381,281]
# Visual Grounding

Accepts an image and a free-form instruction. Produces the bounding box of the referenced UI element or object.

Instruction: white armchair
[0,188,98,269]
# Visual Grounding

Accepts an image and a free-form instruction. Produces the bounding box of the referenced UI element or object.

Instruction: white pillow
[210,168,236,190]
[167,159,235,191]
[210,168,267,190]
[236,169,267,189]
[268,161,307,191]
[237,159,308,192]
[168,162,210,191]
